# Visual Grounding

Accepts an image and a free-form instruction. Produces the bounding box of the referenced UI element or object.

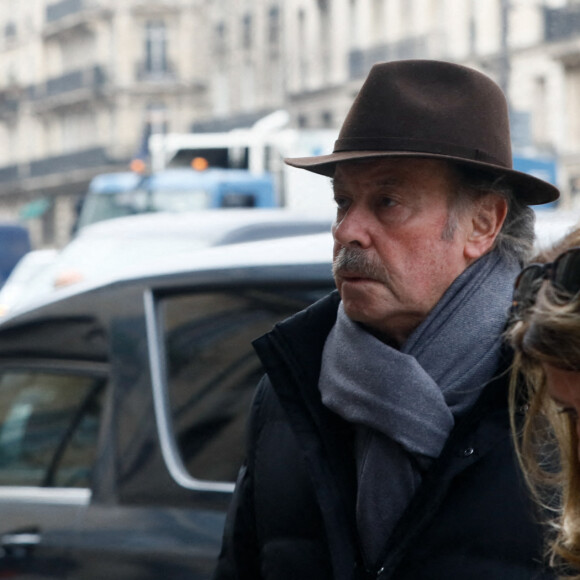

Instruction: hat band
[334,137,509,168]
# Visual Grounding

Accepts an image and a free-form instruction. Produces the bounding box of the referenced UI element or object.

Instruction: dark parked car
[0,233,334,579]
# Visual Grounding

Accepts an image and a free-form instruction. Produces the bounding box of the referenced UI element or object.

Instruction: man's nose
[333,204,373,248]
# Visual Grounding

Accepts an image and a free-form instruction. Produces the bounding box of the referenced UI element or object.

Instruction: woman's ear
[464,194,508,260]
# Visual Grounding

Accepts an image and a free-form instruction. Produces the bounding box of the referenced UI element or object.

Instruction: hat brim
[285,151,559,206]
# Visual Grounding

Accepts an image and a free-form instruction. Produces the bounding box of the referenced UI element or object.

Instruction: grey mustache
[333,247,387,282]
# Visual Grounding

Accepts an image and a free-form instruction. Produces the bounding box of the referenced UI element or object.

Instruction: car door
[56,286,232,580]
[65,281,334,580]
[0,360,108,578]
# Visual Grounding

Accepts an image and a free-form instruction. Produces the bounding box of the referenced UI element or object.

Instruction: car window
[161,287,329,483]
[0,370,105,488]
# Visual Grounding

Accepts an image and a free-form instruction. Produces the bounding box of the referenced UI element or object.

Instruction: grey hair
[445,164,536,266]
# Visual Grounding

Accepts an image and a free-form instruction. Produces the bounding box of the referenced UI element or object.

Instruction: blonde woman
[508,227,580,577]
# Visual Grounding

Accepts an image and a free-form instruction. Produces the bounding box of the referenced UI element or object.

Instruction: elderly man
[213,60,559,579]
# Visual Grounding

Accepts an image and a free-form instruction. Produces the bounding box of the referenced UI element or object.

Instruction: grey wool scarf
[318,250,520,567]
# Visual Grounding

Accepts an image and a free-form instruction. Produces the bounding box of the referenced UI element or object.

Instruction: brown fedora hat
[285,60,559,205]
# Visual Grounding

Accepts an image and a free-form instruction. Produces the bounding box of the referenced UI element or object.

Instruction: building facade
[0,0,208,245]
[0,0,577,246]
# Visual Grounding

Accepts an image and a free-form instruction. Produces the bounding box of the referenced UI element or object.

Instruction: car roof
[123,230,334,277]
[72,208,333,242]
[0,232,334,324]
[12,209,333,308]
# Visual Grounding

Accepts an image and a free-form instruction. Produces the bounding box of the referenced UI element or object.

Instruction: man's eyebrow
[331,178,401,194]
[374,179,399,189]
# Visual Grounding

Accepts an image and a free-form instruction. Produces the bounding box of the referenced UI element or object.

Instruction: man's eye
[379,197,397,208]
[334,197,350,210]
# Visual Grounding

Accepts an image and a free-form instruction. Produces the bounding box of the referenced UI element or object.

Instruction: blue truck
[75,167,278,231]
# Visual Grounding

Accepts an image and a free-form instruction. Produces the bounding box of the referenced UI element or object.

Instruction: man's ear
[464,194,508,260]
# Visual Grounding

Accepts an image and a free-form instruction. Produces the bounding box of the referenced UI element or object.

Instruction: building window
[4,21,16,40]
[321,110,333,127]
[145,20,168,75]
[215,21,227,54]
[268,6,280,44]
[242,13,252,50]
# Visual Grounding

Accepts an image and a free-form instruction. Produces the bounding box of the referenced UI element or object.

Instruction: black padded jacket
[213,291,554,580]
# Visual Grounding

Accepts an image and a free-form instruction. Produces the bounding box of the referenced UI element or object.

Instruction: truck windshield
[76,169,276,231]
[143,188,211,212]
[77,187,211,229]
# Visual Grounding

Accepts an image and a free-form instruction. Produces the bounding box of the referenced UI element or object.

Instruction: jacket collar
[253,292,361,577]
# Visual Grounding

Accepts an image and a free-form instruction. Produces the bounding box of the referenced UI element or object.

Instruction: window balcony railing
[135,61,177,83]
[29,147,109,179]
[46,0,85,22]
[0,147,110,185]
[0,165,19,185]
[0,91,20,117]
[545,5,580,43]
[4,21,16,39]
[29,66,107,101]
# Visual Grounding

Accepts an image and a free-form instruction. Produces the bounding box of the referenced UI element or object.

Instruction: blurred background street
[0,0,575,249]
[0,4,577,577]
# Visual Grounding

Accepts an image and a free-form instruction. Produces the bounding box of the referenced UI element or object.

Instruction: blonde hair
[507,226,580,578]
